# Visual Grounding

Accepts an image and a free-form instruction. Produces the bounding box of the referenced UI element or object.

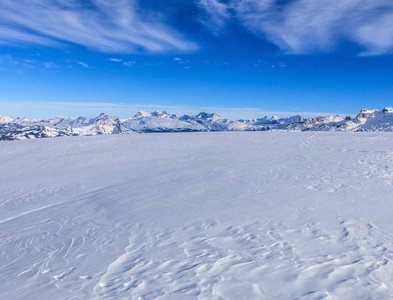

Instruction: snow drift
[1,132,393,299]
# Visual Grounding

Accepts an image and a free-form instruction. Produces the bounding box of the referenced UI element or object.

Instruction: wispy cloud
[0,0,197,53]
[355,13,393,55]
[3,0,392,56]
[174,57,186,64]
[109,58,136,66]
[0,55,37,69]
[198,0,230,33]
[44,62,59,69]
[199,0,393,55]
[77,61,90,69]
[109,58,123,63]
[122,61,136,67]
[1,55,94,70]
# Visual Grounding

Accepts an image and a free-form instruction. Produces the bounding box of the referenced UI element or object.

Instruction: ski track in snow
[1,132,393,299]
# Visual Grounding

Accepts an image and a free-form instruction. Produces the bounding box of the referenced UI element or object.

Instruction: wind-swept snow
[1,132,393,299]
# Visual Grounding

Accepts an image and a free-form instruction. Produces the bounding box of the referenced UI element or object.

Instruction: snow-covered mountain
[0,113,122,140]
[1,107,393,140]
[121,111,206,133]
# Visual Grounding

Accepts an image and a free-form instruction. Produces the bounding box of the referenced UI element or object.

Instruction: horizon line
[0,100,370,120]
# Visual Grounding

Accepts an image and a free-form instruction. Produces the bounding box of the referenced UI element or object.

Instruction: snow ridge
[1,107,393,140]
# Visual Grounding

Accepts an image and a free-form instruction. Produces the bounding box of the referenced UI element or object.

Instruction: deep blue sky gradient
[1,0,392,119]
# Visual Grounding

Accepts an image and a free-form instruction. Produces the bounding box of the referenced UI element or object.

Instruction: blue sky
[1,0,393,119]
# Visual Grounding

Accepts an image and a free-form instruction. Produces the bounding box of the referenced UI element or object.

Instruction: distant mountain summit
[133,111,179,119]
[1,107,393,140]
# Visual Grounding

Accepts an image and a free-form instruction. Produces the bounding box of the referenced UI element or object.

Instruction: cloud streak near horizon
[1,0,393,55]
[0,100,355,120]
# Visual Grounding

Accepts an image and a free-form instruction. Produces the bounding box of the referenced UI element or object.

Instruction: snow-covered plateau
[2,107,393,141]
[1,131,393,299]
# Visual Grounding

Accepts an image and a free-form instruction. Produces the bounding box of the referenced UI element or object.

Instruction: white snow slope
[1,132,393,299]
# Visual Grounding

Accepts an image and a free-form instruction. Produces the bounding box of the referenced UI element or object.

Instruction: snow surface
[1,132,393,299]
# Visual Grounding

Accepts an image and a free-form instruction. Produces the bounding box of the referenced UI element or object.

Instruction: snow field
[1,132,393,299]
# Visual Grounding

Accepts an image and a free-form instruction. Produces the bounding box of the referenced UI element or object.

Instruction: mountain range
[1,107,393,140]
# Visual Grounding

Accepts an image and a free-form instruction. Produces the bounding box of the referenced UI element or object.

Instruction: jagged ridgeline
[1,108,393,141]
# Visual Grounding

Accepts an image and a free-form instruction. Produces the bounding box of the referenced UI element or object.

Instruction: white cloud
[199,0,393,55]
[0,26,62,47]
[198,0,230,32]
[109,58,123,63]
[77,61,90,68]
[109,58,136,66]
[44,62,59,69]
[355,13,393,55]
[0,0,197,53]
[123,61,136,66]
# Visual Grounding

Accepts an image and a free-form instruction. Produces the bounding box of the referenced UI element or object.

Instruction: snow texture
[2,107,393,141]
[1,131,393,299]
